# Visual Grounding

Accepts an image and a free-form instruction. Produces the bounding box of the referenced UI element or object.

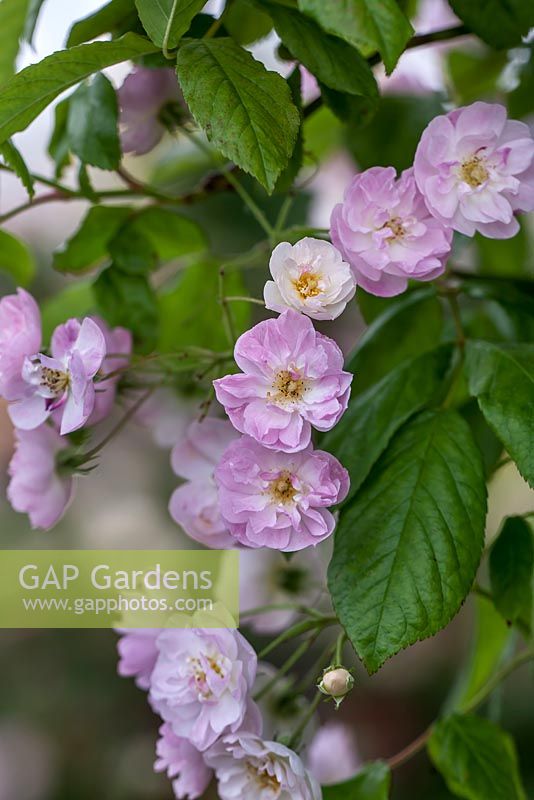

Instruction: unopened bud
[318,666,354,708]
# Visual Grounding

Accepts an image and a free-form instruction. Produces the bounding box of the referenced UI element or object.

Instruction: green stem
[162,0,180,59]
[253,636,316,702]
[225,295,265,306]
[219,267,237,346]
[258,617,337,660]
[241,602,326,619]
[80,387,155,463]
[288,692,323,749]
[334,631,347,665]
[223,169,275,239]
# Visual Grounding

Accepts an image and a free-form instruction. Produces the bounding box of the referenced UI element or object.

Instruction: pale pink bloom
[331,166,452,297]
[264,238,356,321]
[0,289,41,402]
[118,67,185,155]
[214,311,352,453]
[116,628,160,690]
[7,425,74,530]
[8,318,106,435]
[215,437,349,552]
[307,722,361,785]
[136,388,196,449]
[88,317,132,426]
[414,102,534,238]
[169,418,237,548]
[205,733,321,800]
[149,628,261,752]
[155,723,213,800]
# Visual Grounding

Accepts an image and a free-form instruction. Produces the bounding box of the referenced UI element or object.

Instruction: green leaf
[329,410,487,673]
[0,0,30,86]
[67,0,137,47]
[158,260,250,352]
[262,1,378,97]
[298,0,413,74]
[22,0,46,44]
[324,345,452,504]
[94,266,159,352]
[273,66,303,193]
[0,139,34,197]
[109,220,157,275]
[489,516,533,631]
[0,228,35,286]
[323,761,391,799]
[465,341,534,487]
[0,33,158,144]
[474,222,531,279]
[47,96,71,178]
[224,0,272,45]
[135,0,205,48]
[131,207,206,260]
[54,206,132,274]
[349,288,444,396]
[508,48,534,119]
[41,281,95,340]
[176,37,300,193]
[428,714,527,800]
[449,0,534,49]
[447,47,508,105]
[67,73,120,170]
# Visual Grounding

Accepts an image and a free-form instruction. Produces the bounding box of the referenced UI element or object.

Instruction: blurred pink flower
[169,418,237,548]
[214,311,352,453]
[118,67,185,155]
[0,289,41,402]
[155,723,213,800]
[88,317,132,426]
[331,166,452,297]
[7,425,74,530]
[306,722,361,785]
[215,436,349,552]
[136,388,196,449]
[414,102,534,238]
[116,628,160,690]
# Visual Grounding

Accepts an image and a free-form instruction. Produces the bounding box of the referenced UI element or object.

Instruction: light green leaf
[465,341,534,487]
[447,48,508,106]
[323,761,391,799]
[449,0,534,49]
[490,516,533,631]
[428,714,527,800]
[22,0,46,43]
[350,288,444,396]
[298,0,413,74]
[54,206,132,274]
[176,38,300,192]
[0,138,34,197]
[94,266,159,353]
[474,222,531,279]
[132,207,206,261]
[135,0,206,48]
[67,73,121,169]
[0,0,30,86]
[0,228,35,286]
[323,345,452,504]
[329,410,487,673]
[67,0,137,47]
[262,1,378,97]
[224,0,272,45]
[0,33,158,144]
[41,281,95,340]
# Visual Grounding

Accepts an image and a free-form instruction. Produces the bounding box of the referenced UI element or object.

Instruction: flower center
[40,367,69,396]
[293,270,321,299]
[383,216,405,241]
[271,370,305,404]
[248,763,282,795]
[269,471,296,505]
[460,155,489,188]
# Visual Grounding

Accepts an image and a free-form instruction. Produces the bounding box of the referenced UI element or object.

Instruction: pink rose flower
[307,722,361,785]
[7,425,74,530]
[116,628,160,690]
[8,317,106,435]
[149,628,261,752]
[331,166,452,297]
[0,289,41,402]
[118,67,185,155]
[88,317,132,426]
[155,723,213,800]
[205,733,321,800]
[169,418,237,548]
[213,310,352,453]
[414,101,534,238]
[215,437,349,552]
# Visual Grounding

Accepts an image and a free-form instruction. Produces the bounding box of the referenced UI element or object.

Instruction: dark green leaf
[0,33,158,144]
[23,0,46,44]
[94,266,159,352]
[324,345,452,503]
[273,66,303,192]
[262,1,378,97]
[54,206,132,274]
[224,0,272,44]
[349,288,444,396]
[135,0,205,48]
[47,96,71,178]
[109,220,157,275]
[508,48,534,119]
[428,714,527,800]
[465,341,534,486]
[474,222,531,279]
[329,410,487,673]
[320,84,379,125]
[67,73,120,169]
[0,228,35,286]
[447,48,508,105]
[298,0,413,74]
[131,207,206,260]
[0,139,34,197]
[0,0,30,86]
[323,761,391,799]
[67,0,137,47]
[176,38,300,192]
[449,0,534,49]
[490,516,533,630]
[41,281,95,340]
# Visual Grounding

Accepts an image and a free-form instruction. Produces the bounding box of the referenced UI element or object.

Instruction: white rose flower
[264,237,356,321]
